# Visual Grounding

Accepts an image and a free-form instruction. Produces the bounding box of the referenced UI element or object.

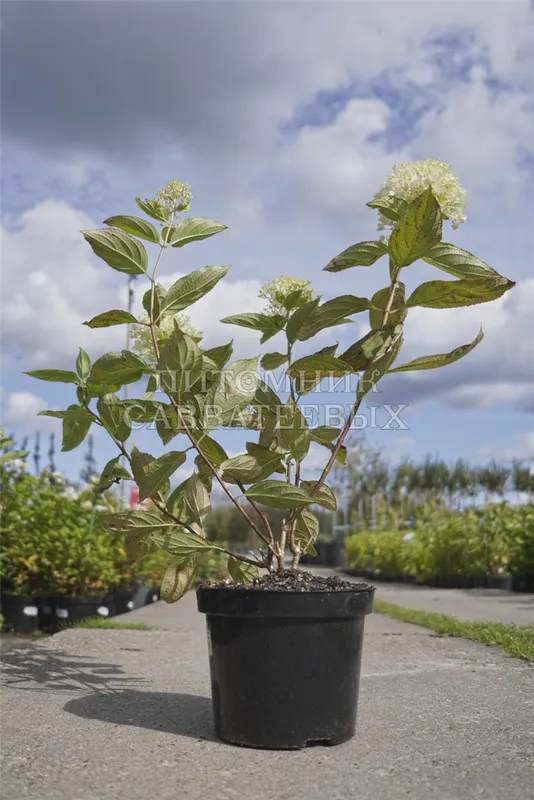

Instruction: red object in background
[129,486,139,508]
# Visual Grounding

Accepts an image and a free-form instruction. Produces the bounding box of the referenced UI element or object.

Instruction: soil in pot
[197,570,375,750]
[0,595,40,634]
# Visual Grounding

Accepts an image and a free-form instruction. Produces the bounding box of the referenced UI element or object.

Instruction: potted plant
[26,163,514,748]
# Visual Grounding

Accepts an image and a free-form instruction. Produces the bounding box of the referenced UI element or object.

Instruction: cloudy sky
[2,0,534,482]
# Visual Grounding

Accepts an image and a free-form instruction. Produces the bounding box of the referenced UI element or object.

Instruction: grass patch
[68,617,157,631]
[374,599,534,661]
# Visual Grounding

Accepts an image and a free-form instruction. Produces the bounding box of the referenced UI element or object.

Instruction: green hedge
[345,504,534,581]
[0,463,229,597]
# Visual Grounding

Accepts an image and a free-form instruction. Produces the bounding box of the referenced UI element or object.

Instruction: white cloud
[1,391,61,436]
[504,432,534,462]
[2,200,126,368]
[3,391,46,425]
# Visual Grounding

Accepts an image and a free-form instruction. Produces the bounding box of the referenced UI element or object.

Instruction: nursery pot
[54,596,115,624]
[113,588,136,615]
[197,583,374,749]
[0,595,40,634]
[324,540,346,568]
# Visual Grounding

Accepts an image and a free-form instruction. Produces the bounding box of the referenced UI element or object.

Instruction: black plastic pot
[324,541,346,568]
[144,587,160,605]
[37,596,58,630]
[113,588,136,615]
[486,576,513,591]
[0,595,40,633]
[197,583,375,749]
[54,596,115,624]
[511,574,534,593]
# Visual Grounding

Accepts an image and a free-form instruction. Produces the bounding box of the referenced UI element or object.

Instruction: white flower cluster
[258,277,316,316]
[130,313,202,362]
[373,158,467,231]
[156,179,193,214]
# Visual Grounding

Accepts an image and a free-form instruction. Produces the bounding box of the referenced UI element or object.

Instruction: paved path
[1,591,533,800]
[340,574,534,626]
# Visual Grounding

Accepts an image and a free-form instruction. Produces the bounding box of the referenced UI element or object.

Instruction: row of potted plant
[344,503,534,591]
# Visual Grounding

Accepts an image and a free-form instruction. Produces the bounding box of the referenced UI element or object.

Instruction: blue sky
[2,1,534,484]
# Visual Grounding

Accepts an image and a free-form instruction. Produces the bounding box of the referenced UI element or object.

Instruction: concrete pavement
[1,590,533,800]
[343,575,534,626]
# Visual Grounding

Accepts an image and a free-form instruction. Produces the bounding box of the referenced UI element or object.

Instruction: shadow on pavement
[64,690,217,741]
[1,647,146,694]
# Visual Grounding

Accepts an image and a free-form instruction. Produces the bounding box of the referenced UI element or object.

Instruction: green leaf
[143,284,167,323]
[282,289,307,311]
[369,283,406,330]
[164,217,227,248]
[294,509,319,551]
[157,325,203,401]
[135,197,169,223]
[97,393,131,442]
[39,407,94,421]
[190,431,228,467]
[203,342,233,370]
[195,454,214,492]
[317,343,338,356]
[205,357,260,427]
[286,299,319,345]
[309,427,346,465]
[104,215,160,244]
[103,509,176,537]
[340,328,396,372]
[85,380,121,398]
[95,456,132,493]
[309,426,340,445]
[167,474,211,526]
[423,243,503,281]
[407,277,515,309]
[136,450,187,502]
[160,265,231,317]
[83,310,138,329]
[298,295,370,341]
[221,313,286,344]
[278,398,310,462]
[76,348,91,381]
[258,416,289,455]
[302,481,337,511]
[366,195,408,222]
[220,448,283,485]
[89,350,147,387]
[324,240,388,272]
[389,328,484,373]
[245,480,312,509]
[81,229,147,274]
[357,334,404,400]
[227,556,258,584]
[0,450,29,466]
[260,352,288,371]
[161,560,198,603]
[288,354,353,378]
[24,369,80,385]
[251,380,283,417]
[156,529,213,558]
[61,405,92,452]
[388,186,443,267]
[131,448,170,504]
